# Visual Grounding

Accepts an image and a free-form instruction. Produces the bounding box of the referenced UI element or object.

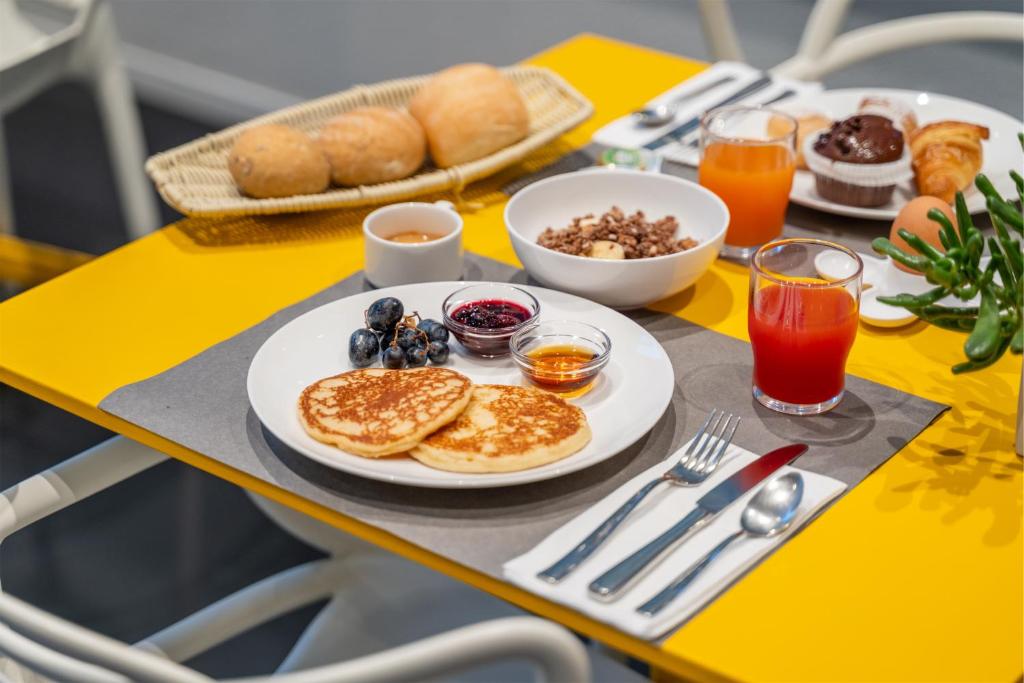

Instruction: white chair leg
[74,1,159,240]
[0,121,15,236]
[696,0,745,62]
[135,558,349,664]
[0,437,166,544]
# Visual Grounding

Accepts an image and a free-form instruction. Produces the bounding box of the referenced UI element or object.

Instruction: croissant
[909,121,989,203]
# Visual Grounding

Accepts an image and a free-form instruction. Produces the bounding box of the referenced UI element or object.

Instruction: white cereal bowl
[504,168,729,309]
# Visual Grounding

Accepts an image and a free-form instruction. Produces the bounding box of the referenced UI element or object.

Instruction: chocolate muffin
[805,114,912,207]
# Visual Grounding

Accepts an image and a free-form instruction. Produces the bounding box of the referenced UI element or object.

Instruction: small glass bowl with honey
[509,320,611,398]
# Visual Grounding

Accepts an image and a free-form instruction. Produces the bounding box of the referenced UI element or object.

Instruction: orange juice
[699,142,795,248]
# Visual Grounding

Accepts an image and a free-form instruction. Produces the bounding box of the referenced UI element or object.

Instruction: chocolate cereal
[537,206,697,259]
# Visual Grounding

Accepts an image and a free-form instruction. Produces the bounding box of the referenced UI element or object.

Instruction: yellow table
[1,35,1020,683]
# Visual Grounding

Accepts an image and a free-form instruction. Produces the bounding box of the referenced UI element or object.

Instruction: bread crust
[318,107,426,186]
[909,120,989,203]
[409,63,529,168]
[228,124,330,198]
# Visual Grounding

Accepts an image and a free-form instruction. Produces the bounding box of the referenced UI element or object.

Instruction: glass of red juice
[748,239,862,415]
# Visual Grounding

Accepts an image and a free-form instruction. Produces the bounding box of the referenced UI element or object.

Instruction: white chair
[696,0,745,62]
[0,437,592,682]
[0,0,159,239]
[769,0,1024,80]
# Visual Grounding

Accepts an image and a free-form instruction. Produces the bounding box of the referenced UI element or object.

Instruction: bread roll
[228,124,330,198]
[318,107,426,186]
[409,63,529,167]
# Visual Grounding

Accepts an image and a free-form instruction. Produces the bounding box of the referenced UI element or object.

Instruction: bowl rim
[508,319,612,374]
[503,168,730,266]
[441,283,541,336]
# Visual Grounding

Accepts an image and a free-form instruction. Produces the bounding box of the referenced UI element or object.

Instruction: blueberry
[348,329,380,367]
[381,345,405,369]
[395,326,422,351]
[418,319,450,342]
[367,297,404,332]
[427,341,449,365]
[406,345,428,367]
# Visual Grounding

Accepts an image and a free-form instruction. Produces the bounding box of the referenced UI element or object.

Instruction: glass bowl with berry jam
[441,284,540,357]
[510,320,611,398]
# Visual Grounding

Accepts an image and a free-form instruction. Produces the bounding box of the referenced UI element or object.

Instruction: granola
[536,206,697,259]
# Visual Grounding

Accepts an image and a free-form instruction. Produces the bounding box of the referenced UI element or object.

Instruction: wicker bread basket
[145,65,593,218]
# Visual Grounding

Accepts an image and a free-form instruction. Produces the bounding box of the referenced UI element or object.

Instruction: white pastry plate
[247,281,675,489]
[781,88,1023,221]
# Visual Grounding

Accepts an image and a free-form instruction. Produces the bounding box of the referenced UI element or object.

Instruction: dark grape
[366,297,404,332]
[348,329,380,367]
[406,346,428,367]
[418,319,450,342]
[427,341,449,365]
[395,326,422,351]
[381,345,405,369]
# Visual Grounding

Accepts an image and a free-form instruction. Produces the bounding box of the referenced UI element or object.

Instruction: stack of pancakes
[298,367,590,473]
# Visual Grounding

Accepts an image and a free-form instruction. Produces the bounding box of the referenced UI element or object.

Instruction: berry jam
[445,298,535,357]
[452,299,532,329]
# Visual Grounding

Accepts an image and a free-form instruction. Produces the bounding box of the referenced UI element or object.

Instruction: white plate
[782,88,1023,220]
[247,282,675,488]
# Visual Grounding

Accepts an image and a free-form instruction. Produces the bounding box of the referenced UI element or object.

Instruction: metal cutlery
[537,411,740,584]
[632,75,737,127]
[587,443,808,601]
[643,74,774,151]
[636,472,804,616]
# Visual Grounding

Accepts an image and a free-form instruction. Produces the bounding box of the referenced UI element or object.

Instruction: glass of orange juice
[698,106,797,261]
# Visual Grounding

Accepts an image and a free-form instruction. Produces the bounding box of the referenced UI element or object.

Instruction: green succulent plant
[870,134,1023,374]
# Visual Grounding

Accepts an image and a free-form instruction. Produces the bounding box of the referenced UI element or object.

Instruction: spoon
[636,472,804,616]
[632,75,735,127]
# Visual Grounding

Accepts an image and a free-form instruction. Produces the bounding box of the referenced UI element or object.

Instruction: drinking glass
[748,239,863,415]
[699,106,797,261]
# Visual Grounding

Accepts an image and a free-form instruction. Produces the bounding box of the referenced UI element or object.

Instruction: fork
[536,410,740,584]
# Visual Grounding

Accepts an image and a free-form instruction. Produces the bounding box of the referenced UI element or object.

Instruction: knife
[643,74,774,151]
[587,443,807,601]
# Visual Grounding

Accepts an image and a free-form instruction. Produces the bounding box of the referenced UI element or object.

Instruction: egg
[889,196,956,274]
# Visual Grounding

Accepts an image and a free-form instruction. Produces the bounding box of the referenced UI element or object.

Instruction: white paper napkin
[591,61,821,167]
[503,440,846,639]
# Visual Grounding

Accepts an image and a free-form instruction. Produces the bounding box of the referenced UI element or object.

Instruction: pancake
[409,384,591,473]
[298,367,472,457]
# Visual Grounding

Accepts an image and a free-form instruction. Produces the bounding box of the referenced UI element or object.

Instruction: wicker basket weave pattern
[145,66,593,217]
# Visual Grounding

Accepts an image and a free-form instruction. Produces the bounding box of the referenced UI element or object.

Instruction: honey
[387,230,445,243]
[523,344,599,397]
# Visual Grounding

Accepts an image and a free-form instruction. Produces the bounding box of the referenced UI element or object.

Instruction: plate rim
[785,87,1024,221]
[246,281,676,489]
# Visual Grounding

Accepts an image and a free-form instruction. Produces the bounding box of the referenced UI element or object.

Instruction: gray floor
[2,0,1022,678]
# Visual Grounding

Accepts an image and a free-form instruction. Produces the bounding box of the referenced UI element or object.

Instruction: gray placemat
[100,253,946,579]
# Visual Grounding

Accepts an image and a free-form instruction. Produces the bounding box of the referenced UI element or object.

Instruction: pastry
[768,111,832,170]
[805,114,913,207]
[318,107,426,186]
[298,367,471,457]
[409,384,591,473]
[909,121,989,203]
[409,63,529,167]
[228,124,330,198]
[858,97,918,137]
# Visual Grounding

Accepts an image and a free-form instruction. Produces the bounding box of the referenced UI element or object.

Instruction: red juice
[748,284,859,405]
